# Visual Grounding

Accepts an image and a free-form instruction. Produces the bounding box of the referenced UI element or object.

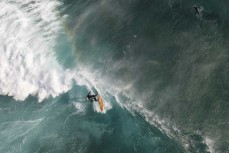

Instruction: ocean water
[0,0,228,153]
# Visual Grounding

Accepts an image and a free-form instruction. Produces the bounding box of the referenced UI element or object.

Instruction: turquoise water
[0,0,228,153]
[0,85,184,153]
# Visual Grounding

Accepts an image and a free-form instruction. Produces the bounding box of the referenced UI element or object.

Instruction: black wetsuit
[87,92,98,102]
[194,6,199,15]
[194,5,203,16]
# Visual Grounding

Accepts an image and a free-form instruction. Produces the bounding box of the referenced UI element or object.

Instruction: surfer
[193,5,204,18]
[87,91,98,102]
[194,5,200,15]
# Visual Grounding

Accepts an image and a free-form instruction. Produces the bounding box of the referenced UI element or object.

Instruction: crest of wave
[0,0,75,102]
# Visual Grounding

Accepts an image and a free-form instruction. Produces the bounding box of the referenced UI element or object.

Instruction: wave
[1,0,227,152]
[0,0,75,102]
[0,0,112,115]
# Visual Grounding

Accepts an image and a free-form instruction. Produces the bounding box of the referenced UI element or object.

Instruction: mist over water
[0,0,228,153]
[63,0,229,152]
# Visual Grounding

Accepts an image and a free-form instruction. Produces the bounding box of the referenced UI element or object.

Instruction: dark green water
[62,0,229,152]
[0,0,228,153]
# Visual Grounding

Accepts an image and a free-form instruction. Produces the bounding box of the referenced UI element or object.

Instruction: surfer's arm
[87,91,91,97]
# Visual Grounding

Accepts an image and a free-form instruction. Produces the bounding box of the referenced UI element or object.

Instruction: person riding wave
[87,91,98,102]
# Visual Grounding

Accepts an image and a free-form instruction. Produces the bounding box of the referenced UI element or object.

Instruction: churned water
[0,0,228,153]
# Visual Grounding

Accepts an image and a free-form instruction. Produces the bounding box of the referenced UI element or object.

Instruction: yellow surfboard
[97,95,104,112]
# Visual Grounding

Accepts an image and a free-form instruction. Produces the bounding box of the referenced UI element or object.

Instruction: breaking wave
[0,0,74,102]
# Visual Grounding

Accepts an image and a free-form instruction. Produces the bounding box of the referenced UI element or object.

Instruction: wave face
[0,0,184,153]
[0,0,228,153]
[63,0,229,152]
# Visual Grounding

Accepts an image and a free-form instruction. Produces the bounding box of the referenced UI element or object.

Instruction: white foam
[204,137,215,153]
[73,102,86,114]
[0,1,218,151]
[75,67,113,113]
[74,65,217,152]
[0,0,75,102]
[0,0,112,116]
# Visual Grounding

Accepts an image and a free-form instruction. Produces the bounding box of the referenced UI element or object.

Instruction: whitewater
[0,0,228,153]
